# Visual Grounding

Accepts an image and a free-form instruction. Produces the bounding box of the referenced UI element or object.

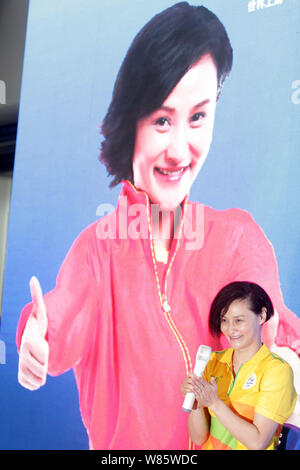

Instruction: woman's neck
[151,204,182,251]
[232,340,262,374]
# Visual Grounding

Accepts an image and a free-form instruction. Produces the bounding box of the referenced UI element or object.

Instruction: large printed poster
[0,0,299,450]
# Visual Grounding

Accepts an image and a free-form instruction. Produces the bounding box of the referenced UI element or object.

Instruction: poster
[0,0,299,450]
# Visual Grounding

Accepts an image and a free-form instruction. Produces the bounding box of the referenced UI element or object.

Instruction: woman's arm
[188,406,210,446]
[192,376,278,450]
[16,225,99,377]
[181,372,210,446]
[210,397,278,450]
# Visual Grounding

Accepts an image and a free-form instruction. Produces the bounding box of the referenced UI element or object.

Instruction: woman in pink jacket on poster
[16,2,299,450]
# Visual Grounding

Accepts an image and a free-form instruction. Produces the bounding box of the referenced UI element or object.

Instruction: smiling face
[220,299,267,355]
[132,54,218,211]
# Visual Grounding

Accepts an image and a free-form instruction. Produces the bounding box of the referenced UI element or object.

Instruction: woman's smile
[229,334,243,341]
[154,165,189,182]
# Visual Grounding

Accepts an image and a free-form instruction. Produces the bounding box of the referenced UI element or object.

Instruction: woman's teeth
[155,166,187,180]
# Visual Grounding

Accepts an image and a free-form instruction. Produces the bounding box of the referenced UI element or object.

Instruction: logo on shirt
[213,376,223,384]
[242,373,256,389]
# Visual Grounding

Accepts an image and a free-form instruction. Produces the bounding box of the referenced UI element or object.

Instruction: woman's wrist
[208,397,222,415]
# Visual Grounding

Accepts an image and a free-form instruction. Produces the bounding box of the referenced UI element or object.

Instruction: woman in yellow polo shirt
[182,281,297,450]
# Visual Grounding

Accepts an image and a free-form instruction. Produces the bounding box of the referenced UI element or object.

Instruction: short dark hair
[100,2,233,187]
[209,281,274,337]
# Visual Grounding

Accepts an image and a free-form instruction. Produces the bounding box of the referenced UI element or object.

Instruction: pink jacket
[16,181,300,450]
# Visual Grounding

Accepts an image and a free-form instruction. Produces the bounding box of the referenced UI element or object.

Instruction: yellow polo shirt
[201,344,297,450]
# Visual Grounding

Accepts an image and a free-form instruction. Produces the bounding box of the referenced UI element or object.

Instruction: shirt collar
[217,343,271,366]
[119,180,150,206]
[118,180,190,243]
[247,343,271,364]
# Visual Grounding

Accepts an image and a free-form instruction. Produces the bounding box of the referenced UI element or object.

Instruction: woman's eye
[155,117,170,127]
[191,112,206,123]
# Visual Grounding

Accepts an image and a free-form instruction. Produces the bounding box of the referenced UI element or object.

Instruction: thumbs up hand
[18,277,49,390]
[29,276,48,338]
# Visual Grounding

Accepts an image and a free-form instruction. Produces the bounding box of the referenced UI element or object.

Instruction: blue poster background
[0,0,299,449]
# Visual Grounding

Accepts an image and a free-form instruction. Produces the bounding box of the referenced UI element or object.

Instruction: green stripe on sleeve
[210,415,237,450]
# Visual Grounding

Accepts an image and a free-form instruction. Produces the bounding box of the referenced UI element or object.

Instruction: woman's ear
[259,306,267,325]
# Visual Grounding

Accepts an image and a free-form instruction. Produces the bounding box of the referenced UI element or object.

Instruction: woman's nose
[228,323,240,336]
[224,321,234,334]
[165,126,190,165]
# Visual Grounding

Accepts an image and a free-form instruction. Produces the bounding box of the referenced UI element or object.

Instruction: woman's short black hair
[209,281,274,337]
[100,2,233,187]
